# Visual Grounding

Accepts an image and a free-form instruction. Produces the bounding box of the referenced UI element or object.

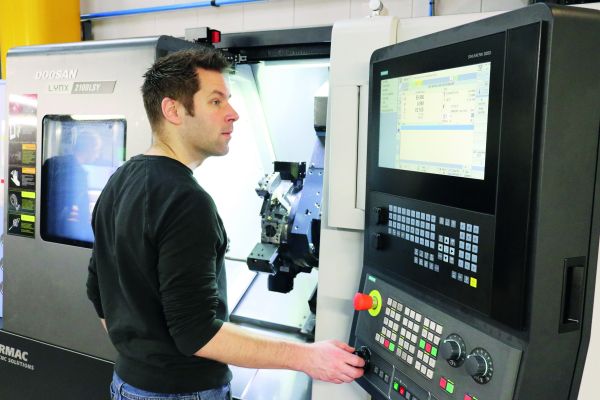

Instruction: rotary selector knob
[465,348,494,384]
[440,334,466,367]
[353,346,371,371]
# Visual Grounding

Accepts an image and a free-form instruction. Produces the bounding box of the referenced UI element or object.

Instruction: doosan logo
[0,344,29,362]
[34,69,78,80]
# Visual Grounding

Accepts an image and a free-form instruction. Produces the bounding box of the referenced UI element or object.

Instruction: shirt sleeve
[86,248,105,318]
[154,189,225,356]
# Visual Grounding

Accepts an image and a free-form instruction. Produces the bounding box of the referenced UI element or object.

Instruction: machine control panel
[366,192,495,317]
[352,273,521,400]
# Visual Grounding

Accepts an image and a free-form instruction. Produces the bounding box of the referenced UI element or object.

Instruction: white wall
[81,0,529,40]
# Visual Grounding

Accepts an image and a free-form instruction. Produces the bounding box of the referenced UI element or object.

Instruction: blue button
[459,241,465,250]
[466,233,472,242]
[452,271,457,279]
[474,225,480,234]
[473,236,479,244]
[472,255,478,263]
[473,245,479,253]
[466,243,472,251]
[458,259,464,268]
[467,224,473,232]
[460,222,466,230]
[460,232,465,240]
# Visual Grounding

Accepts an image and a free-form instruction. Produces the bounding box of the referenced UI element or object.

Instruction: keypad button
[467,224,473,232]
[460,222,466,230]
[451,271,457,279]
[466,243,472,251]
[466,233,472,242]
[440,217,445,225]
[451,220,456,228]
[460,231,465,240]
[474,225,480,234]
[459,241,465,249]
[458,259,464,268]
[472,255,478,263]
[473,245,479,253]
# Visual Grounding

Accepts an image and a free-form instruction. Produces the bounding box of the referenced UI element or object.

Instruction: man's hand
[300,340,365,384]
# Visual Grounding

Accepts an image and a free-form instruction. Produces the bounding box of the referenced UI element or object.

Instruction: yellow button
[470,277,478,288]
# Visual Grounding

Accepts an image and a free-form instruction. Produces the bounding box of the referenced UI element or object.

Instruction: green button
[393,381,399,391]
[390,343,396,352]
[419,339,426,349]
[431,346,438,357]
[446,381,454,394]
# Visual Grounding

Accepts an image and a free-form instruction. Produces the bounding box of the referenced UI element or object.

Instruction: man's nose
[226,104,239,122]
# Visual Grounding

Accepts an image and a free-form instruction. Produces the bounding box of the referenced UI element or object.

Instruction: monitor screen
[378,62,491,180]
[41,115,126,247]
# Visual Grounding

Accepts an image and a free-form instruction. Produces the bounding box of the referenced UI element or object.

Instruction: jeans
[110,372,231,400]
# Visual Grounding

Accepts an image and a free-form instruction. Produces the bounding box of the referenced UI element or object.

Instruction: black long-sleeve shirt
[86,154,231,393]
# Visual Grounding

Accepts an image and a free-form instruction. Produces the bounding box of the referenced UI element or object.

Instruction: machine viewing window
[379,63,491,180]
[41,115,126,247]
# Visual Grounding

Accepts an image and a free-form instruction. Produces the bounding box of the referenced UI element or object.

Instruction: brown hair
[141,47,230,131]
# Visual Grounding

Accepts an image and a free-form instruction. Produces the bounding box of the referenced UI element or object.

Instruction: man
[86,47,364,400]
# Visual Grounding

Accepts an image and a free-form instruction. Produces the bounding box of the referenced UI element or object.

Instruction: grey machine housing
[351,4,600,400]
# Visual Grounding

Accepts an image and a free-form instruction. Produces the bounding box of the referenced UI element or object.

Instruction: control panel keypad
[387,204,482,290]
[376,296,444,381]
[388,205,437,251]
[452,223,480,288]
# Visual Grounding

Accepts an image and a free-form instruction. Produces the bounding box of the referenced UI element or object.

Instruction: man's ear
[161,97,182,125]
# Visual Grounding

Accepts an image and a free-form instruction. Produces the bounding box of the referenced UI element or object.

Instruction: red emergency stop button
[354,293,374,311]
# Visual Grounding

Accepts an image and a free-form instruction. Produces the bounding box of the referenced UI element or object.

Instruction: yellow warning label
[22,167,36,174]
[22,191,36,199]
[21,214,36,222]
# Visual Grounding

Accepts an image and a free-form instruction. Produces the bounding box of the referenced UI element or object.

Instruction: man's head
[142,47,239,164]
[141,47,230,133]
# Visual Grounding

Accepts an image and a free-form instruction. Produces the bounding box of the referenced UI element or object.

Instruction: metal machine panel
[4,40,157,360]
[351,4,600,400]
[0,80,5,320]
[314,11,502,400]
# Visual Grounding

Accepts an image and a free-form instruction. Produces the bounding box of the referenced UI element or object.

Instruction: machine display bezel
[368,32,506,216]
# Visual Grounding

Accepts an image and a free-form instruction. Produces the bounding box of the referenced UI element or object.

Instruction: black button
[378,370,385,379]
[373,365,380,375]
[384,373,390,383]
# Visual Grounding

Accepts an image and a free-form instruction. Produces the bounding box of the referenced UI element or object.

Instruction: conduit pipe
[81,0,266,21]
